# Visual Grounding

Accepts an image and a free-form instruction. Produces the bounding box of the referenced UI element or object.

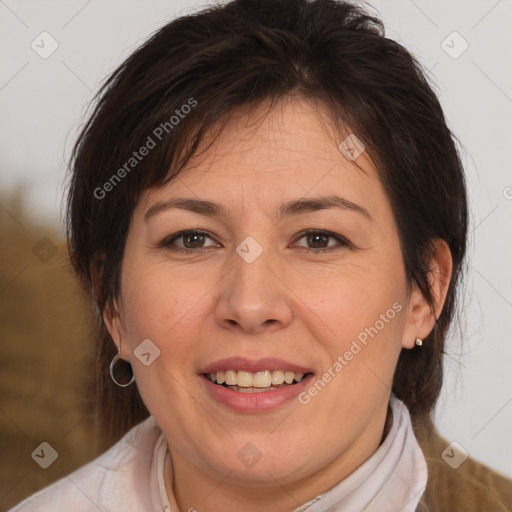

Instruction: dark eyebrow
[278,195,373,222]
[144,198,228,222]
[144,195,373,222]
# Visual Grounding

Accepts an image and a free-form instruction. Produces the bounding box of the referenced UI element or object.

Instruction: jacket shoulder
[413,418,512,511]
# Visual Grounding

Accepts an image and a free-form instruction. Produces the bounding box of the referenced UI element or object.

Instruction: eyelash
[158,229,350,254]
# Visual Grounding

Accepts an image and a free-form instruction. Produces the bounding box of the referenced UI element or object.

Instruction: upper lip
[200,357,314,375]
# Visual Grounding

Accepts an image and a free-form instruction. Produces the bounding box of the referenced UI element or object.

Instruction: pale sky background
[1,0,511,478]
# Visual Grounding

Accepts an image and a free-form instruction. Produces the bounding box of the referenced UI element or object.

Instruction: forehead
[138,97,384,216]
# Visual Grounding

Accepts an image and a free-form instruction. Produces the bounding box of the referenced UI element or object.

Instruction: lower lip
[200,374,314,413]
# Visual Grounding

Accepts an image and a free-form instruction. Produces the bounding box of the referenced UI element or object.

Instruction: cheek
[309,263,405,336]
[118,262,208,415]
[302,261,407,390]
[119,260,214,352]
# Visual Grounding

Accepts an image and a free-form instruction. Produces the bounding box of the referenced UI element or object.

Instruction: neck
[381,402,393,443]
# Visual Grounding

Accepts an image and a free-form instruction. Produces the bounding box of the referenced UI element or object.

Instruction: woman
[9,0,512,510]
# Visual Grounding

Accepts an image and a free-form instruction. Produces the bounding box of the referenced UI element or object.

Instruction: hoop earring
[110,350,135,387]
[415,337,423,347]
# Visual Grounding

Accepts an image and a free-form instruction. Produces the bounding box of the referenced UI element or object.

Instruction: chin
[203,441,311,485]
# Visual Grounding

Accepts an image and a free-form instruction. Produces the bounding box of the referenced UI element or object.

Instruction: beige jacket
[413,419,512,511]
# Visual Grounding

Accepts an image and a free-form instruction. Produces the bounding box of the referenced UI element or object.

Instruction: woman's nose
[213,237,294,334]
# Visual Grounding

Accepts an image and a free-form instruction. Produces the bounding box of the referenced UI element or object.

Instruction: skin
[104,96,452,512]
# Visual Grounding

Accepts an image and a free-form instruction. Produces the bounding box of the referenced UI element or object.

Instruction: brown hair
[66,0,468,446]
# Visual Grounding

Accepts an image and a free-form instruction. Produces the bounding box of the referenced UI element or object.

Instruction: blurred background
[1,0,511,509]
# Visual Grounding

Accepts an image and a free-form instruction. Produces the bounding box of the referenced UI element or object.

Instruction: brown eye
[160,229,218,252]
[294,230,350,253]
[306,233,330,249]
[181,232,206,248]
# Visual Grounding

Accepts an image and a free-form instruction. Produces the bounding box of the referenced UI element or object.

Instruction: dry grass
[0,193,101,511]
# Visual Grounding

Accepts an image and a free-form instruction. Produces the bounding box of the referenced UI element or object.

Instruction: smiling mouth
[204,369,313,393]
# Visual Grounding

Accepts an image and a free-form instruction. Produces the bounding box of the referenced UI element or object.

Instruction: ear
[102,299,124,353]
[401,239,453,349]
[90,252,127,357]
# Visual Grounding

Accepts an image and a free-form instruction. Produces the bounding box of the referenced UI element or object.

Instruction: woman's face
[108,98,430,500]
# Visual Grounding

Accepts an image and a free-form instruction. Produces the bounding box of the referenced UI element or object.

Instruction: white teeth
[253,371,272,388]
[207,369,307,387]
[271,370,285,385]
[225,370,237,385]
[237,371,253,387]
[284,371,295,384]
